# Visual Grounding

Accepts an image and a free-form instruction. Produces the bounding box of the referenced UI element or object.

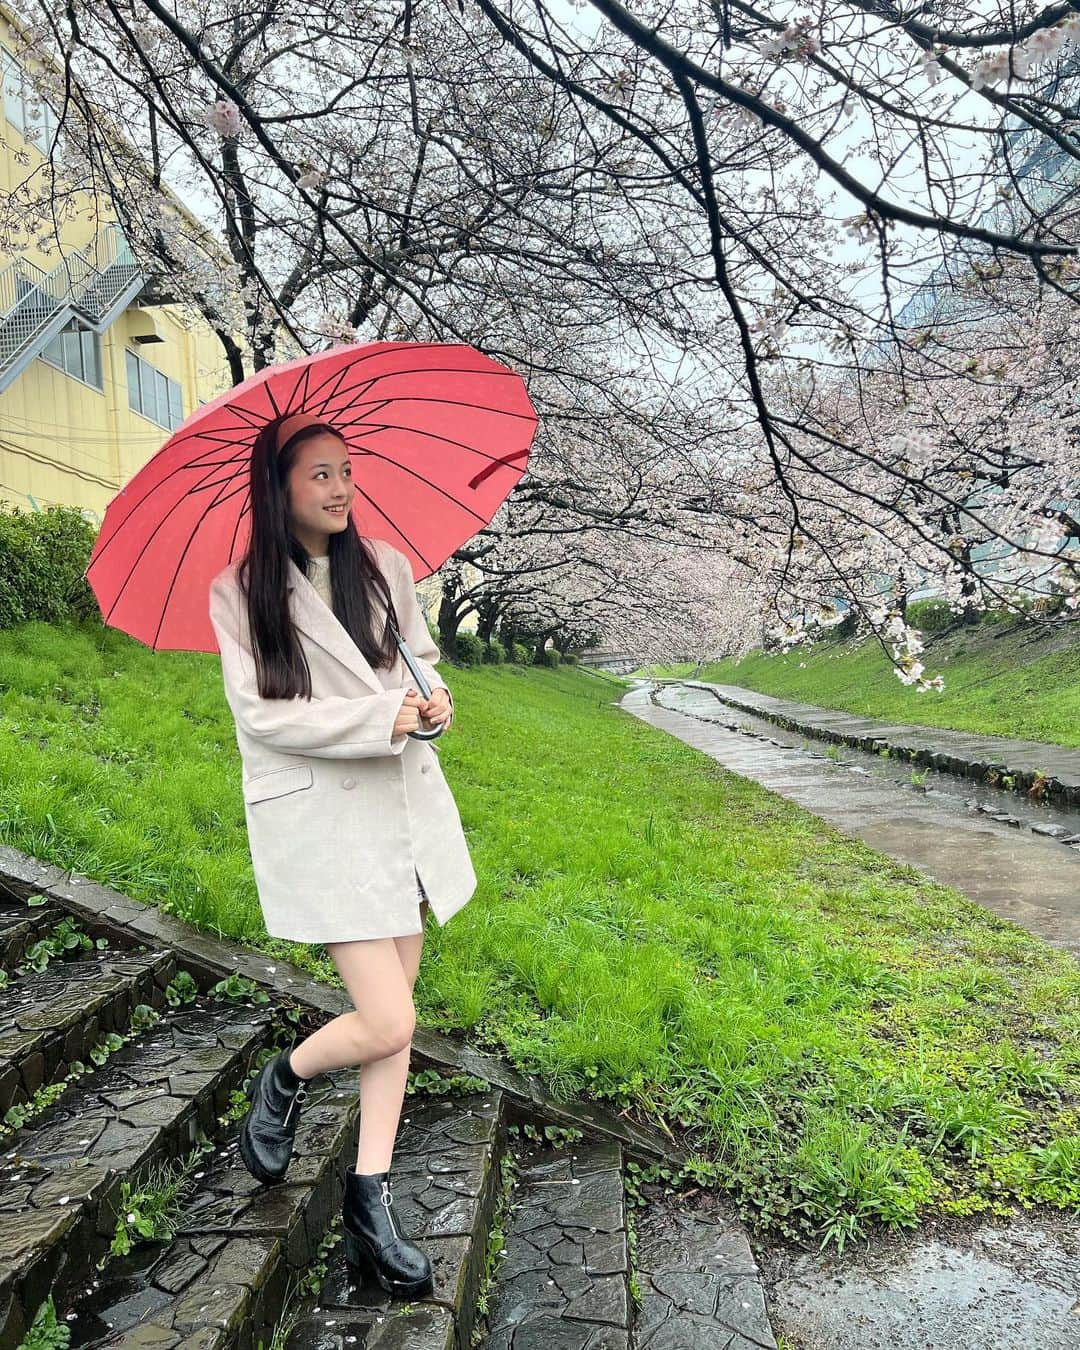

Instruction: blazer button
[341,776,356,789]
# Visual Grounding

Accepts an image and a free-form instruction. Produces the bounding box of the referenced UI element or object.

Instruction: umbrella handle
[390,624,447,742]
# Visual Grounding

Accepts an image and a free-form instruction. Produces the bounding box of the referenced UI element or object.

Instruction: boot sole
[343,1226,434,1297]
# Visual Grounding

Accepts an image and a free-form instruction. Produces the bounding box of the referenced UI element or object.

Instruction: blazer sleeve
[390,550,454,725]
[208,574,411,758]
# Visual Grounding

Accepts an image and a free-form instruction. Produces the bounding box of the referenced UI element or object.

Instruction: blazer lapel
[286,557,387,696]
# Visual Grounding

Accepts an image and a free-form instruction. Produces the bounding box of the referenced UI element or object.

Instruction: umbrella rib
[154,371,535,460]
[299,352,526,418]
[329,414,536,480]
[347,392,537,422]
[93,451,243,636]
[321,376,535,422]
[147,468,248,649]
[338,445,499,525]
[300,356,379,417]
[348,483,438,574]
[91,447,250,557]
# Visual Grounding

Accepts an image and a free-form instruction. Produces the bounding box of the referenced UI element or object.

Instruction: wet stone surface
[477,1141,631,1350]
[177,1071,358,1259]
[684,681,1080,806]
[7,849,681,1171]
[0,1004,272,1345]
[0,949,178,1118]
[282,1303,454,1350]
[67,1234,277,1348]
[64,1069,361,1349]
[0,901,61,972]
[633,1189,776,1350]
[762,1214,1080,1349]
[0,848,772,1349]
[628,685,1080,957]
[284,1091,502,1350]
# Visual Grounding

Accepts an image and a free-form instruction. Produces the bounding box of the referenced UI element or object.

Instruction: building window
[2,48,58,152]
[40,318,102,390]
[127,348,183,430]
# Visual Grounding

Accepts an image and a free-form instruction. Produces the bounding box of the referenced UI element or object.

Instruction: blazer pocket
[243,764,314,804]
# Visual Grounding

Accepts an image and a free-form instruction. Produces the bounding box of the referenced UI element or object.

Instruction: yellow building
[0,5,469,635]
[0,7,234,524]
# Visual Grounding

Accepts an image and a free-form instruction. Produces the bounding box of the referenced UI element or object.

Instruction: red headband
[274,412,336,452]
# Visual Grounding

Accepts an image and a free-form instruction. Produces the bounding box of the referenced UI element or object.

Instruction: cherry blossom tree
[6,0,1080,677]
[467,2,1080,678]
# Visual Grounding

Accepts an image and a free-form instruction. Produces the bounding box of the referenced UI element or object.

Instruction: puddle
[760,1217,1080,1349]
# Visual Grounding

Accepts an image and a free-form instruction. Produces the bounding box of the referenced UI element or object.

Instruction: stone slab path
[686,681,1080,808]
[624,685,1080,958]
[622,683,1080,1348]
[477,1140,633,1350]
[0,846,778,1350]
[634,1190,776,1350]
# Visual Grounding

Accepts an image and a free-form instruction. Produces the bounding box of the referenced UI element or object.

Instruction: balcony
[0,223,144,393]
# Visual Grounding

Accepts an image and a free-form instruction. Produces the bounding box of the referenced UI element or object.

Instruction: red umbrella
[86,340,538,652]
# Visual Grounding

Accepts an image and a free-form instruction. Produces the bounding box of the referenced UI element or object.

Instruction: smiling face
[284,432,355,556]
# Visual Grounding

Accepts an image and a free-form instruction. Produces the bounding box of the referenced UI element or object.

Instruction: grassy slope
[0,619,1077,1248]
[646,623,1080,748]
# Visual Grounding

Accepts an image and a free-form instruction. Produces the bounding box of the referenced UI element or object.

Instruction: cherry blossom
[205,99,240,139]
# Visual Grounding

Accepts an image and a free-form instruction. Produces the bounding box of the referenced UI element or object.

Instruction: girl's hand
[393,690,425,738]
[419,687,452,730]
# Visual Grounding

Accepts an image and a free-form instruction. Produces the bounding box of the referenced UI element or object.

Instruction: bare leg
[287,908,425,1081]
[286,899,430,1174]
[353,901,428,1172]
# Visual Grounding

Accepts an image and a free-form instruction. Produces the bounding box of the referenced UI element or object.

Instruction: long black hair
[237,416,400,699]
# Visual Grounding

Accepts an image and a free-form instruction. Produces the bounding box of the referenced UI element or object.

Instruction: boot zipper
[381,1179,400,1238]
[282,1084,307,1127]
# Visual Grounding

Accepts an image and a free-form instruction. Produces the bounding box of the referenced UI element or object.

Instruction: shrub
[0,505,98,630]
[454,631,485,666]
[541,647,561,668]
[562,652,579,665]
[905,598,954,633]
[509,641,531,665]
[835,609,858,639]
[483,639,506,664]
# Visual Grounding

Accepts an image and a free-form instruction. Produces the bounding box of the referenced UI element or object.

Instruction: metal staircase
[0,222,144,393]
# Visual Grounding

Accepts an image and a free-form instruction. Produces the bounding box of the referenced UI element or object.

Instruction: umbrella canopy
[86,341,538,652]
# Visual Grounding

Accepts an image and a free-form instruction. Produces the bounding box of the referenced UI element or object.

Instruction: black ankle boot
[238,1048,310,1185]
[342,1166,433,1297]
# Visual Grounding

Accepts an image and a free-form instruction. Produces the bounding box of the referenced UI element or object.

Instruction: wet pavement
[758,1216,1080,1350]
[622,682,1080,958]
[689,681,1080,808]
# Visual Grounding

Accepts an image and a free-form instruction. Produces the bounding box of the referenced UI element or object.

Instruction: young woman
[207,410,477,1298]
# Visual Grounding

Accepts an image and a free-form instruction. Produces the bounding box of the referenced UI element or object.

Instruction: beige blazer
[208,539,477,942]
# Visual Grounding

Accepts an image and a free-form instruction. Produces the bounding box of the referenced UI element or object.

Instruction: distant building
[868,58,1080,600]
[0,4,233,523]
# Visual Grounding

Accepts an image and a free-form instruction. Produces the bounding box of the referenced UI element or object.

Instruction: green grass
[1,617,1078,1248]
[643,623,1080,747]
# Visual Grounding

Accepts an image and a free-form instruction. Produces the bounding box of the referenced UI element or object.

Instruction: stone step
[0,899,62,974]
[66,1065,363,1349]
[0,948,177,1120]
[0,1001,274,1349]
[476,1139,632,1350]
[281,1089,505,1350]
[632,1190,777,1349]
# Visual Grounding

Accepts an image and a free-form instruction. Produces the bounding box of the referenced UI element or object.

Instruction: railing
[0,223,141,378]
